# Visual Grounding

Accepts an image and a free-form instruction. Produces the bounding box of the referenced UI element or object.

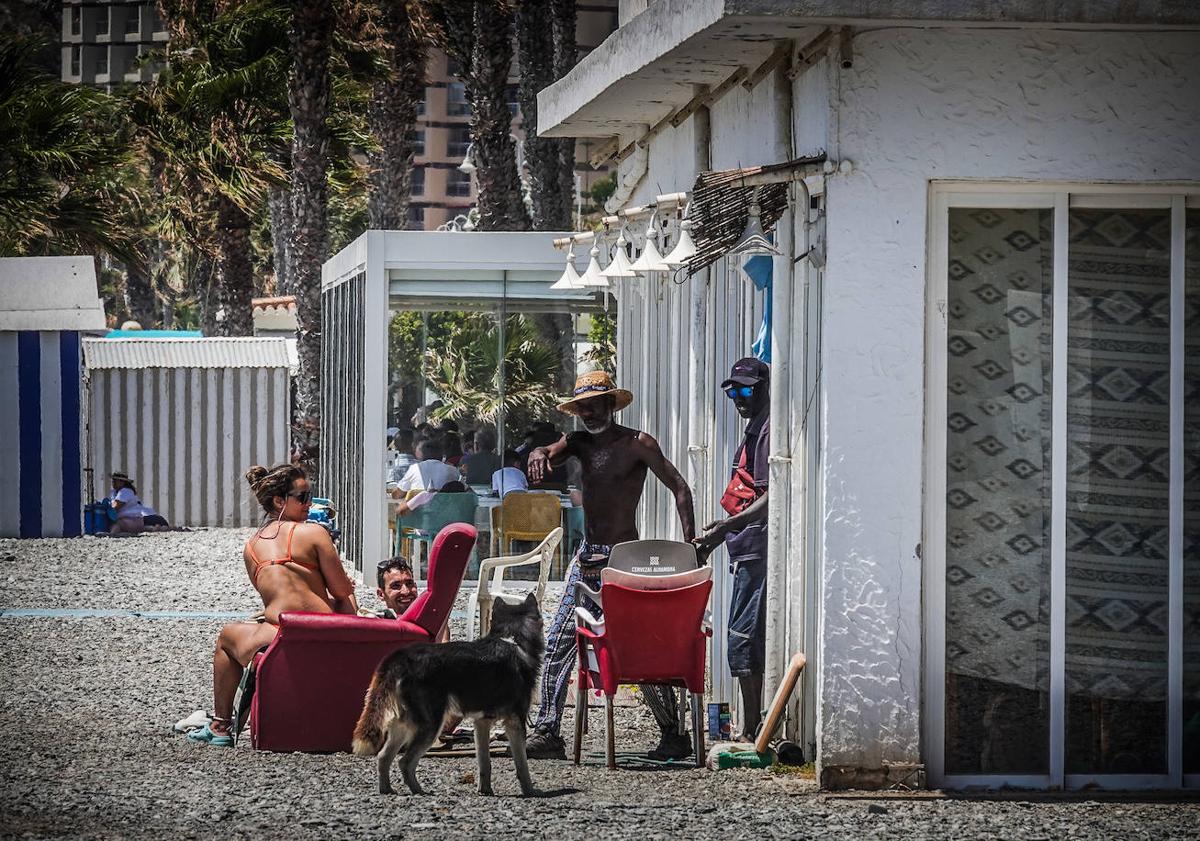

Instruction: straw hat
[556,371,633,416]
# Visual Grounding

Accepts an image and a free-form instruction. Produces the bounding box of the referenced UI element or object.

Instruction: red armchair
[248,523,476,752]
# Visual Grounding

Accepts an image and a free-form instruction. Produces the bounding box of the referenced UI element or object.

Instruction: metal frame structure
[320,230,600,578]
[924,181,1200,790]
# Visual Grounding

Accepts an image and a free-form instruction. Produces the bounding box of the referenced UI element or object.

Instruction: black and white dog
[353,592,544,796]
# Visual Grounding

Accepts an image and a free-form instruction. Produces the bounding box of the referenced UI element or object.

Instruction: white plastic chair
[467,526,563,639]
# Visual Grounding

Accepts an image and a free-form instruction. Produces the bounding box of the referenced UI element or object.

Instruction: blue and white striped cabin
[0,257,106,538]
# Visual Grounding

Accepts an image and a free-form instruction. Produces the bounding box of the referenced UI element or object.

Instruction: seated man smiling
[365,556,450,643]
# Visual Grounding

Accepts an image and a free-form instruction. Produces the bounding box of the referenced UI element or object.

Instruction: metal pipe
[552,193,691,249]
[763,48,807,737]
[686,104,721,699]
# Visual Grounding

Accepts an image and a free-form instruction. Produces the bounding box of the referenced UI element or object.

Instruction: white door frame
[924,182,1200,790]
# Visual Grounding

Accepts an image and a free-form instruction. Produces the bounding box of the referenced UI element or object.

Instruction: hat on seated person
[556,371,633,416]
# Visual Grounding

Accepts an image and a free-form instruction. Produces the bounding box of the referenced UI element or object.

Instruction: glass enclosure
[385,304,610,581]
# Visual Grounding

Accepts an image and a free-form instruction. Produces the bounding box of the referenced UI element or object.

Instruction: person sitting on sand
[108,471,171,535]
[187,464,358,747]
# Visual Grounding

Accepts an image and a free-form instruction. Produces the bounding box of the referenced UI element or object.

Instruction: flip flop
[186,723,233,747]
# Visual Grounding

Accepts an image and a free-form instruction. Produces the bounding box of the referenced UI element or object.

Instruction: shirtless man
[187,464,358,747]
[524,371,698,760]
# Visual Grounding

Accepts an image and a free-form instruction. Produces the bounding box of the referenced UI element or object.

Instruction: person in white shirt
[109,471,170,535]
[394,438,459,495]
[387,429,418,486]
[491,450,529,497]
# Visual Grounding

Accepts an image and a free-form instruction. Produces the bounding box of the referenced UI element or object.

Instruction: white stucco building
[538,1,1200,789]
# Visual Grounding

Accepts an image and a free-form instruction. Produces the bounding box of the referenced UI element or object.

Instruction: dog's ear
[523,592,538,609]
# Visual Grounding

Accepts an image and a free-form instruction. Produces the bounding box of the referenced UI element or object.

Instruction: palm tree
[130,1,291,337]
[287,0,335,475]
[550,0,579,224]
[0,35,141,261]
[516,0,571,230]
[367,0,426,230]
[429,0,530,231]
[425,313,561,429]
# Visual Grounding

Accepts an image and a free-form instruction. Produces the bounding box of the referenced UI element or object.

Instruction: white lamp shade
[662,220,697,267]
[630,235,668,274]
[729,190,781,257]
[577,244,610,288]
[601,232,636,278]
[550,252,581,290]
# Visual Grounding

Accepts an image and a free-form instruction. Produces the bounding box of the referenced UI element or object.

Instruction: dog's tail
[352,669,397,756]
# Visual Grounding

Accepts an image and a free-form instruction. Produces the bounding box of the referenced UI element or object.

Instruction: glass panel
[944,207,1054,774]
[386,308,579,582]
[1064,208,1171,774]
[1186,208,1200,775]
[447,82,470,117]
[446,170,471,198]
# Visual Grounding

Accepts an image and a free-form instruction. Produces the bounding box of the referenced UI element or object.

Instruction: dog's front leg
[376,728,403,795]
[503,716,541,797]
[474,717,494,796]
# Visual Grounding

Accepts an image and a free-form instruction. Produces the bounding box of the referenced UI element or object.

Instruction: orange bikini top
[248,522,318,584]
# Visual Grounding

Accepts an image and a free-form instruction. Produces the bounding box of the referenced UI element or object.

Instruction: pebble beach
[1,530,1197,839]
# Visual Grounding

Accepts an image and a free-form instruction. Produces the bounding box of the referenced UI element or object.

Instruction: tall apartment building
[61,1,167,90]
[412,2,618,230]
[60,0,616,231]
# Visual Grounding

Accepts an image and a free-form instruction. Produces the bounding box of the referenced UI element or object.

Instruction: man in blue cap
[694,357,771,740]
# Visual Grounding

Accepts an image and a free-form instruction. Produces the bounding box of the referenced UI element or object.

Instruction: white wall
[818,27,1200,772]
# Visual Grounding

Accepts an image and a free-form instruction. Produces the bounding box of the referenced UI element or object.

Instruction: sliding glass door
[926,187,1200,789]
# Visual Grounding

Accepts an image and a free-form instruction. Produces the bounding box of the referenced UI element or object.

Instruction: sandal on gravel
[173,710,211,733]
[186,723,233,747]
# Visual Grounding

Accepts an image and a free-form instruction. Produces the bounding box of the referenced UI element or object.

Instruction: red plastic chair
[247,523,476,752]
[574,577,712,768]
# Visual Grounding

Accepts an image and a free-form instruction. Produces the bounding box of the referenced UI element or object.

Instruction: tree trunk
[516,0,568,230]
[368,0,425,231]
[467,1,529,232]
[551,0,578,227]
[194,250,218,336]
[212,195,255,336]
[288,0,333,478]
[267,184,293,294]
[122,257,158,328]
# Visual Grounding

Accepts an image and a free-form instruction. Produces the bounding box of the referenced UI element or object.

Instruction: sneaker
[522,730,566,760]
[647,732,693,761]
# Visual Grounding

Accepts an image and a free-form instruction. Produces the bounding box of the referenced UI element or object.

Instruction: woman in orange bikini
[188,464,358,747]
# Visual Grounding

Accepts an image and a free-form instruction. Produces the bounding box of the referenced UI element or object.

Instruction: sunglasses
[287,489,314,504]
[725,385,755,399]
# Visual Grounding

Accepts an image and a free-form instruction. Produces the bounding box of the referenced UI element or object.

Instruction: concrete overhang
[538,0,1200,139]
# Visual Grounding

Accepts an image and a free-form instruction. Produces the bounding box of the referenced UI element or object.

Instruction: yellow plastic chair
[490,493,562,562]
[395,487,432,557]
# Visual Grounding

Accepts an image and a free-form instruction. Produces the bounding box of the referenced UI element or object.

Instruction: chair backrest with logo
[607,540,698,576]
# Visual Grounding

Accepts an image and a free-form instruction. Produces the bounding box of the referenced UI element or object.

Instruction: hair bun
[245,466,268,488]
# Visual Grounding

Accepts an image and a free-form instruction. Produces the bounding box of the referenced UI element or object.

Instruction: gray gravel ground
[1,530,1198,840]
